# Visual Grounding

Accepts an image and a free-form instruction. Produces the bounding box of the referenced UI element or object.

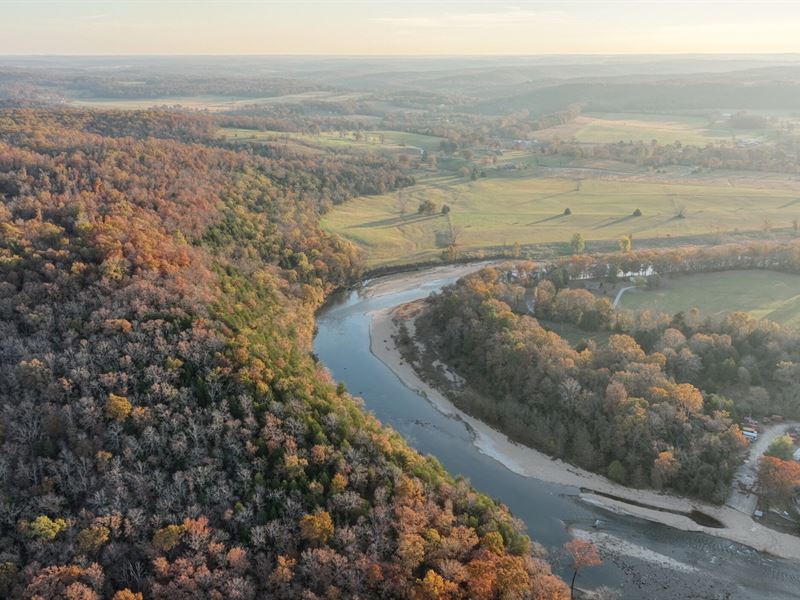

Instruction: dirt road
[726,421,799,514]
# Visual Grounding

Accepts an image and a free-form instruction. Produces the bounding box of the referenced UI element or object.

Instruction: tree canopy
[0,109,567,599]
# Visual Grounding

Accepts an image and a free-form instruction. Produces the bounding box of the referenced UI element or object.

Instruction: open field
[220,127,444,155]
[535,113,749,145]
[322,172,800,266]
[71,90,367,111]
[539,320,612,347]
[619,270,800,327]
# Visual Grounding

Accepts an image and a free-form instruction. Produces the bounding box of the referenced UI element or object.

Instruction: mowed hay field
[322,174,800,266]
[536,113,737,145]
[71,91,368,112]
[619,270,800,327]
[220,128,444,154]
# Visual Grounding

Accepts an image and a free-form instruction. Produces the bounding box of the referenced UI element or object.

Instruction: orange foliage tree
[564,538,602,599]
[758,456,800,505]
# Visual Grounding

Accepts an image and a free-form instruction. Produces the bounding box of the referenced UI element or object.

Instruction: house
[793,447,800,462]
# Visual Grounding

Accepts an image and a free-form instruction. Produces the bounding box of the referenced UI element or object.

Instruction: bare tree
[396,190,409,216]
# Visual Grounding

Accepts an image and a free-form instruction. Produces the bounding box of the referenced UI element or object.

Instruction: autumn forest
[4,46,800,600]
[0,109,569,598]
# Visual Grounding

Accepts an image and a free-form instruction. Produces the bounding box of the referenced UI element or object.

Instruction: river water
[313,265,800,599]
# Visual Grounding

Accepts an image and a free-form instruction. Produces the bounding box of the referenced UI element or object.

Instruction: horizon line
[3,52,800,58]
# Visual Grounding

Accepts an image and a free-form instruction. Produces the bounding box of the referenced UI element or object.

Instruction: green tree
[78,525,110,554]
[765,434,794,461]
[418,199,438,215]
[0,562,17,598]
[152,524,185,552]
[607,460,627,484]
[28,515,69,540]
[570,233,585,254]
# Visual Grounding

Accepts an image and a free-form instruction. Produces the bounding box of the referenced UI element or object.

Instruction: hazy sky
[4,0,800,55]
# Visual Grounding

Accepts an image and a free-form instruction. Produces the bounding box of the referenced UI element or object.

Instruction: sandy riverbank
[369,301,800,563]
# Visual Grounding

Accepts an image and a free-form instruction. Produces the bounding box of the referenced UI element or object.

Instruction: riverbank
[362,259,517,298]
[369,302,800,563]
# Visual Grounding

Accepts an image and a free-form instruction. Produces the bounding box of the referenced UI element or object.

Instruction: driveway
[613,285,636,307]
[726,421,799,515]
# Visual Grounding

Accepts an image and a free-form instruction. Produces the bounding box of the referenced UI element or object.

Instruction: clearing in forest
[618,270,800,327]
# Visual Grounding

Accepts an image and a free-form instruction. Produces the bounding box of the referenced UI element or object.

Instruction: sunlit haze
[4,0,800,55]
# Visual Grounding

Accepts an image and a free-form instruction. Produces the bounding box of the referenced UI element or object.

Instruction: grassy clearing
[619,270,800,327]
[536,114,737,145]
[220,128,444,155]
[539,320,612,348]
[72,96,258,111]
[71,91,367,112]
[322,172,800,266]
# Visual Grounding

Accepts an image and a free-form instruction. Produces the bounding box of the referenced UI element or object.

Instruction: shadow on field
[527,213,570,225]
[354,213,440,229]
[593,214,637,229]
[513,188,576,207]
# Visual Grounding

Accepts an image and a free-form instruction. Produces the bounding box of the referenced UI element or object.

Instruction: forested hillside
[0,110,567,599]
[416,256,800,502]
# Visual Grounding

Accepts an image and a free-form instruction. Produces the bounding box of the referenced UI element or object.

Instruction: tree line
[549,137,800,175]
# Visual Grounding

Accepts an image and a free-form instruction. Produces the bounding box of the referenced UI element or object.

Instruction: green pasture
[220,128,444,155]
[322,173,800,266]
[538,113,744,145]
[619,270,800,327]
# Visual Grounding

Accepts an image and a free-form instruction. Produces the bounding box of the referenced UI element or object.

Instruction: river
[313,264,800,600]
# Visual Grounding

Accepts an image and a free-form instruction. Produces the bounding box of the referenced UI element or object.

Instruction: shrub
[607,460,627,484]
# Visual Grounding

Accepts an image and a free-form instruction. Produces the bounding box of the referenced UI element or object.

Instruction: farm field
[536,113,746,145]
[220,127,444,154]
[71,90,367,111]
[619,270,800,327]
[322,172,800,266]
